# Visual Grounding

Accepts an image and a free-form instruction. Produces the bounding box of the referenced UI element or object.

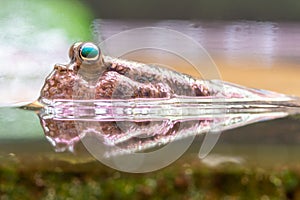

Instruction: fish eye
[79,43,100,61]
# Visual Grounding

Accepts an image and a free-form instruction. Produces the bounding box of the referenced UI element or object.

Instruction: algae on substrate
[0,157,299,200]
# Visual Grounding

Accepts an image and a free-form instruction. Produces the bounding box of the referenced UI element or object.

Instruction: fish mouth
[54,63,70,71]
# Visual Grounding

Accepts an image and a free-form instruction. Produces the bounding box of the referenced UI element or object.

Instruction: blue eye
[79,43,100,61]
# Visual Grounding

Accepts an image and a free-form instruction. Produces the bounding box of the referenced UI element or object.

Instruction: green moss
[2,143,300,199]
[1,158,300,199]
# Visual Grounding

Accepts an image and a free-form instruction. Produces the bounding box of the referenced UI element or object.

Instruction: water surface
[1,20,300,171]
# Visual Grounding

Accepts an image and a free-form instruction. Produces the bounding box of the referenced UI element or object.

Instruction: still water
[1,19,300,198]
[0,20,300,170]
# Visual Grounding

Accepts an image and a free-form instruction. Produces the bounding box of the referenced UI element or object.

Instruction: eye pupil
[80,43,100,60]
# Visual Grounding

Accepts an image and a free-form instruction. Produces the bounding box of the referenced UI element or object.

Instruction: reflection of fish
[38,106,289,156]
[38,42,300,155]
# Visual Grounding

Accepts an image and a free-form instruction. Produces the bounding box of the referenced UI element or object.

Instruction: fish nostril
[69,42,83,61]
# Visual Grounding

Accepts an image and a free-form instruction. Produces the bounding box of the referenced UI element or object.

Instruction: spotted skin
[38,42,210,152]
